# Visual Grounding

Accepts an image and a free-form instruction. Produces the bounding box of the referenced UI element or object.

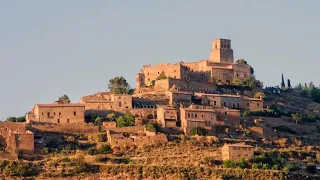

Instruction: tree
[254,92,265,99]
[95,117,103,132]
[291,113,302,124]
[116,113,135,127]
[235,59,247,64]
[7,116,26,122]
[281,74,285,90]
[223,160,236,168]
[308,81,315,89]
[250,66,254,75]
[59,95,70,103]
[108,76,131,94]
[294,83,302,90]
[191,127,207,136]
[237,158,248,168]
[311,88,320,103]
[287,79,292,89]
[146,122,158,132]
[106,113,116,121]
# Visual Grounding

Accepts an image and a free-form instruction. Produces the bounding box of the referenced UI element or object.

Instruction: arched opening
[226,80,231,85]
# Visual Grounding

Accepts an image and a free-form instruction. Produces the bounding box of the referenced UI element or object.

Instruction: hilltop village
[1,38,320,179]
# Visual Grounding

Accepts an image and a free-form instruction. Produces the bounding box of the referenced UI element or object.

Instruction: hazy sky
[0,1,319,118]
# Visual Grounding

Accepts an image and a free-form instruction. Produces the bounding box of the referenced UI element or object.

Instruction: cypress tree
[281,73,286,90]
[287,79,292,89]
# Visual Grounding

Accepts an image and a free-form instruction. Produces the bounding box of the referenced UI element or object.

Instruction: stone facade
[0,121,34,155]
[157,106,178,127]
[195,93,263,111]
[180,104,240,135]
[153,78,217,93]
[26,103,85,124]
[221,144,254,161]
[80,92,133,114]
[166,91,193,106]
[136,38,252,88]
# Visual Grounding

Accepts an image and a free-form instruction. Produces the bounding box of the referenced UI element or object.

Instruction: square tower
[210,39,234,63]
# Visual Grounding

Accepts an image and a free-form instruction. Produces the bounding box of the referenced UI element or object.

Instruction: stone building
[166,90,193,106]
[195,93,263,111]
[136,38,252,89]
[26,103,85,124]
[157,106,178,127]
[221,144,254,161]
[0,121,34,155]
[80,92,132,115]
[180,104,240,135]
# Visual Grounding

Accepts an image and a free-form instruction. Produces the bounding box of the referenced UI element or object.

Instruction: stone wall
[155,78,217,93]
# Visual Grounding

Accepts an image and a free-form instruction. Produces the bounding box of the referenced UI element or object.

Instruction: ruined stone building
[80,92,132,115]
[136,38,252,90]
[0,121,34,156]
[26,103,85,124]
[195,93,263,111]
[221,144,254,161]
[180,104,240,135]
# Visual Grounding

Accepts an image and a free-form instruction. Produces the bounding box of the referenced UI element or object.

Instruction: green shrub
[191,127,207,136]
[237,158,248,168]
[146,122,158,132]
[223,160,236,168]
[98,144,112,154]
[116,113,135,127]
[88,147,99,155]
[2,161,37,177]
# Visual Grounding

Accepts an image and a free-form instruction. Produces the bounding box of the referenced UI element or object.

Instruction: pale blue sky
[0,1,319,118]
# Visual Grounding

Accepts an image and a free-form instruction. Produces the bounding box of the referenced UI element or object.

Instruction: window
[158,72,160,74]
[57,119,60,123]
[237,103,240,109]
[236,74,239,77]
[225,112,228,115]
[210,115,213,120]
[195,114,197,118]
[227,44,230,48]
[223,102,226,107]
[247,103,250,106]
[257,103,260,107]
[214,101,216,106]
[74,111,76,116]
[191,113,194,118]
[47,112,50,118]
[188,113,190,118]
[42,113,44,115]
[201,114,204,118]
[54,112,56,115]
[126,106,128,109]
[119,102,122,107]
[232,103,235,109]
[67,119,70,123]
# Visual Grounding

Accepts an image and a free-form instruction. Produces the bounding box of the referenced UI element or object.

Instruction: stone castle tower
[209,39,234,63]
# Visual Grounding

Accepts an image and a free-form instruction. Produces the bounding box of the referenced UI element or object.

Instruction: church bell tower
[209,39,234,63]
